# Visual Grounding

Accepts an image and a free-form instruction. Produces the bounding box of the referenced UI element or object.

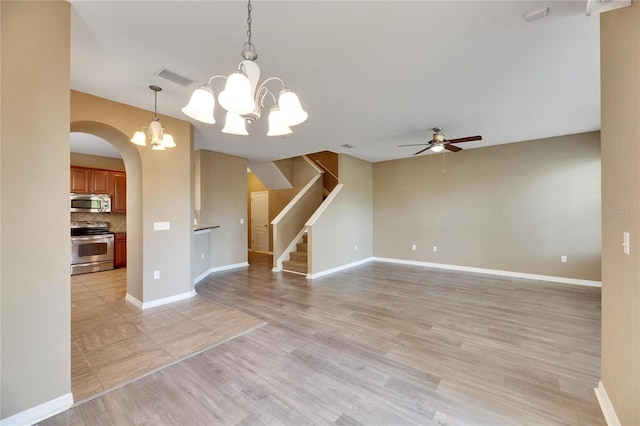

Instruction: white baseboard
[125,293,143,309]
[194,262,250,284]
[0,392,73,426]
[307,257,374,279]
[372,257,601,287]
[594,381,621,426]
[142,289,197,310]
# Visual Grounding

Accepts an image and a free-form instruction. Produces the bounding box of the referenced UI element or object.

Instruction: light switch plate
[153,222,170,231]
[623,232,630,255]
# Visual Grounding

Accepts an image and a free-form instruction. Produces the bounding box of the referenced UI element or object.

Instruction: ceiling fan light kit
[182,0,308,136]
[130,85,176,150]
[398,127,482,156]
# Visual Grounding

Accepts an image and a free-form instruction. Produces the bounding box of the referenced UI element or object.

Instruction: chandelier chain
[244,0,255,53]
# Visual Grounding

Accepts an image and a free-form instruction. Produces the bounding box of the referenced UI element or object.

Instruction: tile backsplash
[71,212,127,233]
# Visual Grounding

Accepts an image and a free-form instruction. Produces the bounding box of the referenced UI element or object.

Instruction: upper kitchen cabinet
[110,171,126,214]
[70,166,111,194]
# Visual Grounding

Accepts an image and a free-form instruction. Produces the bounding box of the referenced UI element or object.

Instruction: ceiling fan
[399,127,482,155]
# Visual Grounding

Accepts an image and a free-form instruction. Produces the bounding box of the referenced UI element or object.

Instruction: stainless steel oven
[71,221,114,275]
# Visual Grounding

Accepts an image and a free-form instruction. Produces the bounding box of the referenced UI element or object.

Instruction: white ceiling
[70,132,122,158]
[69,1,600,163]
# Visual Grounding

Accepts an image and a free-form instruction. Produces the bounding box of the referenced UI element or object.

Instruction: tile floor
[71,268,266,402]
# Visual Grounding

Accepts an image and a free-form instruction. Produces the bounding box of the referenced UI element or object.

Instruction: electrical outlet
[561,256,567,263]
[153,270,160,279]
[354,245,358,251]
[411,244,416,251]
[433,246,438,252]
[201,252,205,260]
[240,218,244,224]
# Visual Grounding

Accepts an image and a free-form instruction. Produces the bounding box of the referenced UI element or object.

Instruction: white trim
[282,268,307,276]
[302,155,324,174]
[194,228,211,235]
[194,262,250,284]
[125,293,143,309]
[142,289,197,310]
[306,184,344,227]
[372,257,601,287]
[307,257,374,279]
[0,392,73,426]
[274,227,307,272]
[594,381,621,426]
[271,175,322,225]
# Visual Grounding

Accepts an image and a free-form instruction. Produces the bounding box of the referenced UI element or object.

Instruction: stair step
[296,242,308,252]
[302,233,308,243]
[283,260,307,274]
[290,251,307,262]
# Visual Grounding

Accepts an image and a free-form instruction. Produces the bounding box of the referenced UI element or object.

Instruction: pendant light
[182,0,308,136]
[130,85,176,150]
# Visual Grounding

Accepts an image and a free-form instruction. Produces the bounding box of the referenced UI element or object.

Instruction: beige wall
[1,1,71,419]
[71,91,194,303]
[198,150,248,268]
[70,152,125,171]
[308,154,373,274]
[600,4,640,424]
[373,132,601,281]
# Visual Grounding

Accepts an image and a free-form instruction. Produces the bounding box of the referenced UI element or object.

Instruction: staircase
[282,234,308,275]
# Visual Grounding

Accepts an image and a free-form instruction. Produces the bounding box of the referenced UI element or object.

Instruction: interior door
[251,191,269,252]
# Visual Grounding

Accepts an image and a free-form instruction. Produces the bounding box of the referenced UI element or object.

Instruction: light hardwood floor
[47,257,605,425]
[70,268,265,402]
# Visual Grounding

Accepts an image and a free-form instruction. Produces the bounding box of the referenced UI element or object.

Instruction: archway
[70,121,143,301]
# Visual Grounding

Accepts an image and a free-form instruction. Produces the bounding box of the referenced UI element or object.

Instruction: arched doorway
[70,121,143,301]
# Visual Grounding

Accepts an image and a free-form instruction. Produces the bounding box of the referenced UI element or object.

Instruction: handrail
[306,184,344,227]
[314,160,338,182]
[272,174,322,225]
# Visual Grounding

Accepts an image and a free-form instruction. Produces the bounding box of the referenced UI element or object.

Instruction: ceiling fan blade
[398,143,429,147]
[445,144,462,152]
[413,146,432,156]
[446,135,482,144]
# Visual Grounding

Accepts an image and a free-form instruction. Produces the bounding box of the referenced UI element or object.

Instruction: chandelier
[181,0,308,136]
[130,85,176,150]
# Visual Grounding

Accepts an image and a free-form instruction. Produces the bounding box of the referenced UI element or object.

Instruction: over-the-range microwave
[70,193,111,213]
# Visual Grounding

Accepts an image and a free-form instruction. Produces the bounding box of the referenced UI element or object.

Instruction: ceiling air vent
[341,144,357,149]
[156,68,195,87]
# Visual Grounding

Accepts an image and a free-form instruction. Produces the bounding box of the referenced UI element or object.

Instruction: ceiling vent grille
[156,68,195,87]
[341,143,357,149]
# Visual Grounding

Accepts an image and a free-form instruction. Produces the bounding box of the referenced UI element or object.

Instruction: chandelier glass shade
[130,85,175,150]
[181,0,307,136]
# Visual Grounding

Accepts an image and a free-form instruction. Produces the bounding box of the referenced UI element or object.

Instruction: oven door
[71,234,114,275]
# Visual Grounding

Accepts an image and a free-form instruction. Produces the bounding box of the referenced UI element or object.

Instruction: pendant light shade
[130,131,147,146]
[430,144,445,153]
[182,87,216,124]
[162,134,176,148]
[267,107,292,136]
[182,0,307,137]
[278,89,308,126]
[218,71,255,115]
[221,112,249,135]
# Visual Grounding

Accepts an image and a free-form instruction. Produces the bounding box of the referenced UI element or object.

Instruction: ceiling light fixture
[182,0,308,137]
[130,85,176,150]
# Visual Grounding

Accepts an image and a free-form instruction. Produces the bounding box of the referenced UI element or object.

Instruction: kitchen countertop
[194,224,220,233]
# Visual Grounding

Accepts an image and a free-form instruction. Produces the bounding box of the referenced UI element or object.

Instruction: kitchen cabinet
[110,171,126,214]
[114,233,127,268]
[70,166,111,194]
[70,167,90,193]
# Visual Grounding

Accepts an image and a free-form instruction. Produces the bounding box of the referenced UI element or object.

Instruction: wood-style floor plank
[44,256,604,425]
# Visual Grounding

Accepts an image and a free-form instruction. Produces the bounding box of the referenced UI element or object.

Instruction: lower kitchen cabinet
[114,233,127,268]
